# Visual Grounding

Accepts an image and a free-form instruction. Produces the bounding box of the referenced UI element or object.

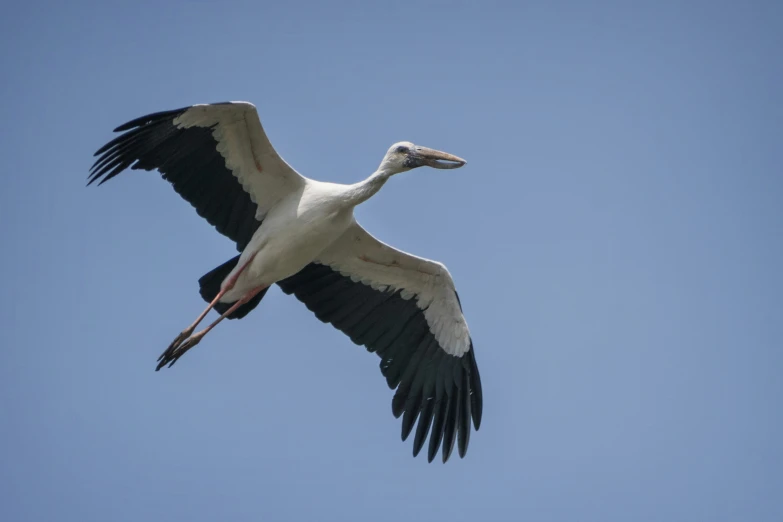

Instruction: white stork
[89,101,482,463]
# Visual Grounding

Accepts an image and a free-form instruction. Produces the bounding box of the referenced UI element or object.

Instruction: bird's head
[379,141,466,175]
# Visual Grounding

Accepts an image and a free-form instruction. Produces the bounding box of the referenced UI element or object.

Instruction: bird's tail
[198,255,269,319]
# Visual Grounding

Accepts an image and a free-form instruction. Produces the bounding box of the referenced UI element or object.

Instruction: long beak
[413,146,467,169]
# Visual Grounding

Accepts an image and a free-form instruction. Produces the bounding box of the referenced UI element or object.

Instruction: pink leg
[157,253,257,368]
[156,285,267,370]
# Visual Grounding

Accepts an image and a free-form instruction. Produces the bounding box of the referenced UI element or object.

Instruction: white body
[223,181,355,300]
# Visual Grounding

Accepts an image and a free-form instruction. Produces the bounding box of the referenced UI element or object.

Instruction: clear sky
[1,1,781,521]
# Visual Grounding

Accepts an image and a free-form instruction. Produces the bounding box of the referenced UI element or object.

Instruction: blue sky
[1,1,781,520]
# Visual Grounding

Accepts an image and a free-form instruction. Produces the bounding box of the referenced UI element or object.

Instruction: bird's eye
[396,146,409,154]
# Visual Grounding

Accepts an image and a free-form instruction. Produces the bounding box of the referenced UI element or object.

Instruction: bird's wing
[277,221,483,463]
[89,101,306,251]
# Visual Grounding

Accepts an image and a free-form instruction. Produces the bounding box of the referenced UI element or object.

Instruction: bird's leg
[159,253,257,364]
[163,291,228,356]
[156,285,267,371]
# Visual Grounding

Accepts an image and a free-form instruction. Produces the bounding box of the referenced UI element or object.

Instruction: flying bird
[89,101,482,463]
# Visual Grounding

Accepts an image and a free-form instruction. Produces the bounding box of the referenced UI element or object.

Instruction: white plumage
[89,101,482,463]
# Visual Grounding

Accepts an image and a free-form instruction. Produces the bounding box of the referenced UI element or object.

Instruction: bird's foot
[158,327,193,361]
[156,327,199,370]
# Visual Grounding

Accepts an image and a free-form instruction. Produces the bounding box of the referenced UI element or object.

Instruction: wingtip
[442,447,452,463]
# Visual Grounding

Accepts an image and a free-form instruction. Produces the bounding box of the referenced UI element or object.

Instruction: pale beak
[410,146,467,169]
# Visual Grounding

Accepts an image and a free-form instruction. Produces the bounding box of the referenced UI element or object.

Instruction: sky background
[1,1,782,521]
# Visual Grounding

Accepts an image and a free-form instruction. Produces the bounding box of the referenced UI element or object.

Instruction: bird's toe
[157,333,203,370]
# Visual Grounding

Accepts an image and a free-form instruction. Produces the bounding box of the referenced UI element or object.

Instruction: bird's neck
[343,169,392,207]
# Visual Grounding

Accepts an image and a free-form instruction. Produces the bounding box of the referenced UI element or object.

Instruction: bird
[88,101,482,463]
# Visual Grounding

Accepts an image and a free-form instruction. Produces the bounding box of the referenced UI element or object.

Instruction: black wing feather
[277,262,483,463]
[89,106,261,251]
